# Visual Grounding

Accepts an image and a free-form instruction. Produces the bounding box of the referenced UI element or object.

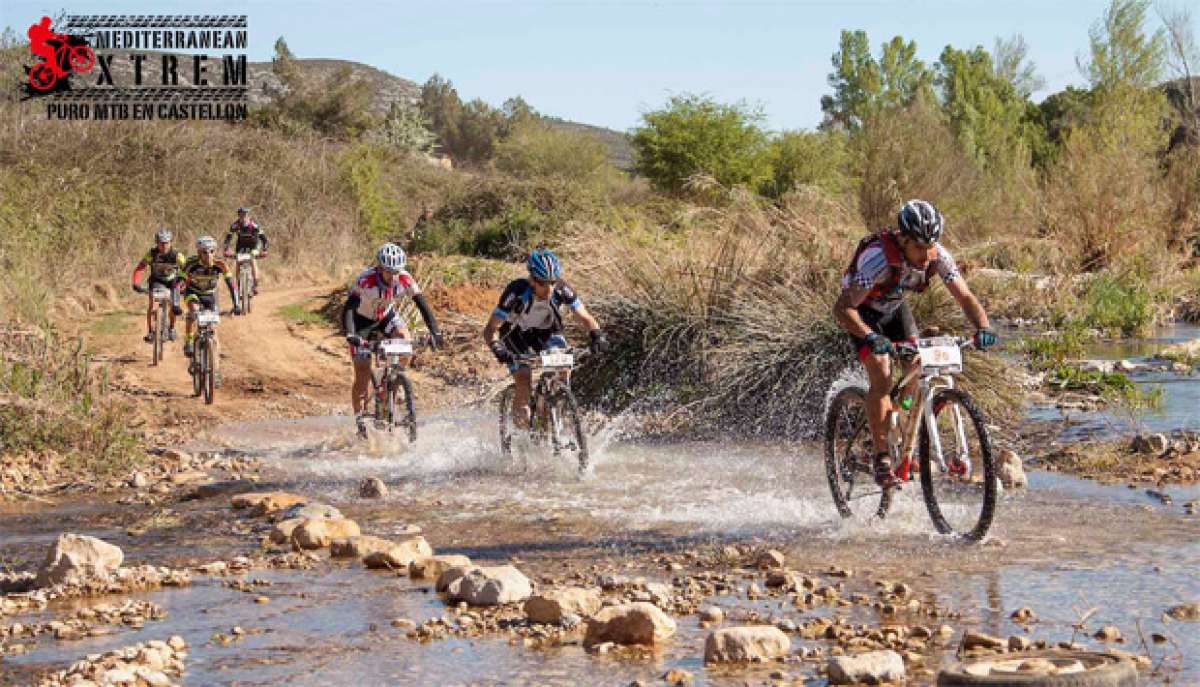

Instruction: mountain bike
[356,336,425,442]
[823,336,997,541]
[232,250,257,315]
[498,347,589,474]
[148,285,174,366]
[190,308,220,405]
[28,35,95,91]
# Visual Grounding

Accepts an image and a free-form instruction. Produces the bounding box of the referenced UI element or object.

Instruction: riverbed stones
[963,630,1006,651]
[584,602,676,648]
[36,534,124,588]
[704,626,790,664]
[268,518,305,544]
[997,449,1028,488]
[1010,606,1037,623]
[524,587,602,624]
[231,491,307,515]
[362,536,433,569]
[359,477,388,499]
[280,503,343,522]
[446,566,533,606]
[409,554,472,581]
[436,565,475,593]
[293,518,361,550]
[755,549,786,570]
[330,536,395,559]
[1165,601,1200,620]
[699,606,725,624]
[1134,433,1170,455]
[1008,635,1032,651]
[826,650,905,685]
[1094,625,1122,642]
[662,668,694,686]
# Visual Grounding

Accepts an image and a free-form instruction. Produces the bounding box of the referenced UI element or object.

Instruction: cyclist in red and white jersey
[342,243,443,437]
[833,200,996,486]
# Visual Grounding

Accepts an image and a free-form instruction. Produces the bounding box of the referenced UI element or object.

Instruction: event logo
[20,14,249,121]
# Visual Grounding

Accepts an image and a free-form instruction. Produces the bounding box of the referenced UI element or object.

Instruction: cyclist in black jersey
[131,228,186,342]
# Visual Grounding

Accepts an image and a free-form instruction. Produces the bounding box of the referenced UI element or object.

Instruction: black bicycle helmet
[897,199,944,244]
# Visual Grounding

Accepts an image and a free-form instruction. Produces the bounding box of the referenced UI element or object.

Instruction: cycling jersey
[181,256,232,295]
[133,247,185,288]
[346,267,420,322]
[491,278,581,337]
[842,230,960,314]
[225,219,267,253]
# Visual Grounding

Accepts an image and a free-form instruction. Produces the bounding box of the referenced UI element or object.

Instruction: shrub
[760,129,852,199]
[631,94,772,194]
[494,119,613,184]
[1082,273,1154,336]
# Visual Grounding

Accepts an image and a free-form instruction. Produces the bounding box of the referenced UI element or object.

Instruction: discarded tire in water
[937,650,1138,686]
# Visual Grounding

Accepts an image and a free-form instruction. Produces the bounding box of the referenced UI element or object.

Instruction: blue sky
[1,0,1154,131]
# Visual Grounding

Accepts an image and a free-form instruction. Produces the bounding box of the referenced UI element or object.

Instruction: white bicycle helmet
[897,199,944,244]
[155,228,172,243]
[197,235,218,252]
[377,243,406,272]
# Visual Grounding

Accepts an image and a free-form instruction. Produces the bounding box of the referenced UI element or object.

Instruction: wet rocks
[293,518,361,550]
[703,626,790,664]
[1008,635,1032,651]
[585,602,676,648]
[268,518,305,545]
[826,650,906,685]
[662,668,694,685]
[446,566,533,606]
[36,534,124,588]
[280,502,343,521]
[436,565,475,593]
[525,587,602,624]
[362,536,433,570]
[37,636,187,687]
[409,554,472,581]
[962,630,1006,651]
[997,449,1027,488]
[1094,625,1122,642]
[699,606,725,624]
[755,549,787,570]
[359,477,388,498]
[1133,433,1169,455]
[330,536,395,559]
[232,491,307,516]
[1010,607,1037,623]
[1165,601,1200,620]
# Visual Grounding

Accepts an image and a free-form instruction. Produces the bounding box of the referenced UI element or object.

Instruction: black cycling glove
[589,329,609,354]
[491,341,513,364]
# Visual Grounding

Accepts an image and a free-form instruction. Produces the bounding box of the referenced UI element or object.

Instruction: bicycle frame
[888,345,972,483]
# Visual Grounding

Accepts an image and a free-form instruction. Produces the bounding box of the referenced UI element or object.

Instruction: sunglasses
[532,277,557,287]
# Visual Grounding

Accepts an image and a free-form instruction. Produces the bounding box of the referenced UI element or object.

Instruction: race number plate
[151,286,171,300]
[540,351,574,369]
[917,336,962,374]
[380,339,413,356]
[237,253,254,263]
[196,310,220,326]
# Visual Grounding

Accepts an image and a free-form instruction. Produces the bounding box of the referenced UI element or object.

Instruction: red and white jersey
[348,267,421,321]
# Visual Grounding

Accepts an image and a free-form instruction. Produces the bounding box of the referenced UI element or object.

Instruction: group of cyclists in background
[129,199,996,491]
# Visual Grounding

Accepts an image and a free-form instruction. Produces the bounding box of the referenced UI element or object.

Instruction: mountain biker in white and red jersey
[833,199,997,487]
[341,243,444,437]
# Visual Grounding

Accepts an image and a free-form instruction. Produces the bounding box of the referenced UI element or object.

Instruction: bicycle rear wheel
[548,390,589,474]
[824,386,892,519]
[918,387,997,541]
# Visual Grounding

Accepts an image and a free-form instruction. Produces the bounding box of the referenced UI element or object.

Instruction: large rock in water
[703,626,790,664]
[584,602,677,647]
[997,449,1027,488]
[827,650,905,685]
[330,536,396,559]
[362,537,434,569]
[268,518,305,545]
[446,566,533,605]
[36,534,124,587]
[231,491,307,516]
[293,518,361,550]
[436,565,477,593]
[409,554,472,581]
[524,587,603,624]
[279,503,343,521]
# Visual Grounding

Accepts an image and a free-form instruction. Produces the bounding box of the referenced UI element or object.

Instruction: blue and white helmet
[377,243,406,272]
[527,248,562,281]
[897,199,944,245]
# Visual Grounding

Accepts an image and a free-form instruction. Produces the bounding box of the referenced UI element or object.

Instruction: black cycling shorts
[849,302,918,361]
[184,291,217,311]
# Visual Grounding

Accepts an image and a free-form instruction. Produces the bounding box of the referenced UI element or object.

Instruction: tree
[1080,0,1165,91]
[992,34,1046,97]
[760,129,851,199]
[419,74,463,156]
[370,101,436,154]
[937,45,1039,171]
[821,31,934,130]
[631,94,771,194]
[455,99,506,163]
[495,119,611,183]
[1160,3,1199,136]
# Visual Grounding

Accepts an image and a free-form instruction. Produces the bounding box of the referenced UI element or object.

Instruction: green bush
[631,94,772,194]
[760,129,852,199]
[1083,273,1153,336]
[340,143,405,242]
[494,119,613,185]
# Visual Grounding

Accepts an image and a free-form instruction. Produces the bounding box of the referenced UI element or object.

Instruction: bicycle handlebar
[510,347,589,364]
[893,336,975,360]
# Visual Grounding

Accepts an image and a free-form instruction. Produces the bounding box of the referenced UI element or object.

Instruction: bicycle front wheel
[548,390,588,474]
[390,372,417,442]
[824,385,892,520]
[918,387,997,541]
[191,341,203,397]
[202,339,216,405]
[498,385,515,459]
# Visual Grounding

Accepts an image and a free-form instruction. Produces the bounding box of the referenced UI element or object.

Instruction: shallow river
[3,409,1198,685]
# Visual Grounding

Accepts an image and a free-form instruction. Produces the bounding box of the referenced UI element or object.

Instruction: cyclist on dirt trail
[833,199,997,488]
[482,248,608,430]
[223,207,268,296]
[181,236,240,358]
[343,243,444,438]
[131,228,186,343]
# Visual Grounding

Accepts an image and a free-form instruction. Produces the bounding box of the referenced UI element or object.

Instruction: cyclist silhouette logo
[23,16,96,96]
